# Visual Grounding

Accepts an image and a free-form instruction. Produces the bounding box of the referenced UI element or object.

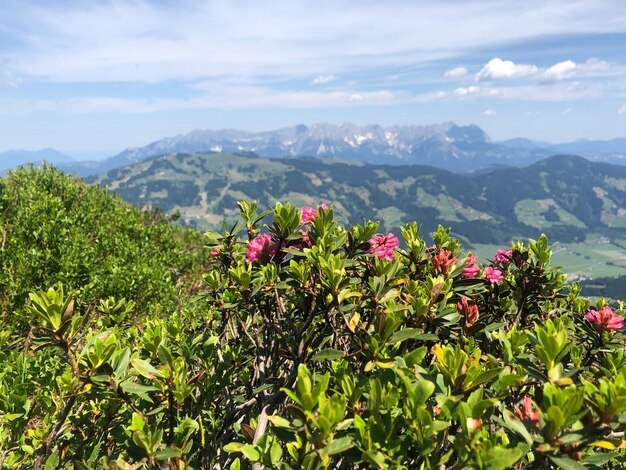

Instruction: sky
[1,0,626,159]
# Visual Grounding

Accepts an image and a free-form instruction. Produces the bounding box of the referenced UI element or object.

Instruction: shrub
[1,199,626,469]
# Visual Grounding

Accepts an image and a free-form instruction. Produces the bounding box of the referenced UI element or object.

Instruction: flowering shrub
[2,199,626,469]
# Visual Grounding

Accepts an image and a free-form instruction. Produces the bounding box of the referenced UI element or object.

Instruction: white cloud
[3,1,626,85]
[526,111,541,116]
[583,58,610,72]
[562,107,573,115]
[482,109,496,116]
[544,60,577,82]
[454,85,480,96]
[476,58,538,81]
[312,75,336,85]
[0,59,22,86]
[444,66,468,78]
[619,104,626,114]
[542,58,612,83]
[0,87,399,115]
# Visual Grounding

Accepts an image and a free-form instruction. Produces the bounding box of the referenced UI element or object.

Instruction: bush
[0,164,208,332]
[1,199,626,469]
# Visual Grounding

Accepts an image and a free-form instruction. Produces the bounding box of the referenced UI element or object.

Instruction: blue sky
[1,0,626,158]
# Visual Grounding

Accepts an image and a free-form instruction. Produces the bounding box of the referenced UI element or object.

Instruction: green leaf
[500,410,532,444]
[311,348,344,362]
[223,443,261,461]
[44,451,59,470]
[483,444,528,470]
[155,447,182,460]
[267,415,292,428]
[131,358,163,379]
[468,367,504,388]
[121,381,159,395]
[270,440,283,465]
[388,328,425,344]
[548,456,587,470]
[321,436,353,456]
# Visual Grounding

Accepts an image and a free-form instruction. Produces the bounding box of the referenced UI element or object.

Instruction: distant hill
[89,152,626,246]
[0,148,75,173]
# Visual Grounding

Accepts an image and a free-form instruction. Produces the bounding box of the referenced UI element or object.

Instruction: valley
[90,151,626,291]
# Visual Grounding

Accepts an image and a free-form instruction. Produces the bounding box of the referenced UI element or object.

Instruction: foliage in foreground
[1,196,626,469]
[0,164,208,332]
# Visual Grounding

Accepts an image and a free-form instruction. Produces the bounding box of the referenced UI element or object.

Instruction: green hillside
[90,152,626,283]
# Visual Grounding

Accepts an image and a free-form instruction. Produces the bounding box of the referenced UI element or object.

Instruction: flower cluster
[300,203,328,225]
[483,266,503,284]
[494,249,513,266]
[457,297,479,329]
[515,397,540,425]
[246,233,278,264]
[462,254,480,278]
[432,249,459,275]
[584,306,624,332]
[368,233,398,261]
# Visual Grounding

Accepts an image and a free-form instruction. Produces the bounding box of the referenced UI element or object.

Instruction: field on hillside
[472,233,626,281]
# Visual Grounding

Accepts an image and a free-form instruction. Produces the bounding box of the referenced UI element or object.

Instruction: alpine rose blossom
[462,255,480,278]
[246,233,278,264]
[483,266,503,284]
[457,297,479,328]
[432,249,458,275]
[584,306,625,332]
[515,397,540,425]
[368,233,399,261]
[300,203,328,225]
[494,249,513,266]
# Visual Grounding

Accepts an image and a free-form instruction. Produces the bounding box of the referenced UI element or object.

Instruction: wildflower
[584,306,625,332]
[494,249,513,266]
[462,254,480,278]
[457,297,479,328]
[300,203,328,225]
[209,246,222,257]
[299,229,311,247]
[368,233,399,261]
[515,396,540,425]
[483,266,503,284]
[432,248,458,275]
[245,233,278,264]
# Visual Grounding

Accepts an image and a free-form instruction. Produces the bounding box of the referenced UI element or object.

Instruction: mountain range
[4,122,626,176]
[78,123,548,175]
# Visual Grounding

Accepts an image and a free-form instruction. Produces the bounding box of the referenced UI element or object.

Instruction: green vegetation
[91,151,626,290]
[0,164,208,332]
[2,168,626,468]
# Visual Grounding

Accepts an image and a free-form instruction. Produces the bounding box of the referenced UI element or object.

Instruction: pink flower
[584,306,625,332]
[300,203,328,225]
[457,297,479,328]
[210,247,221,258]
[494,249,513,266]
[299,229,311,247]
[368,233,399,261]
[515,397,540,425]
[483,266,503,284]
[246,233,278,264]
[432,249,459,275]
[462,255,480,278]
